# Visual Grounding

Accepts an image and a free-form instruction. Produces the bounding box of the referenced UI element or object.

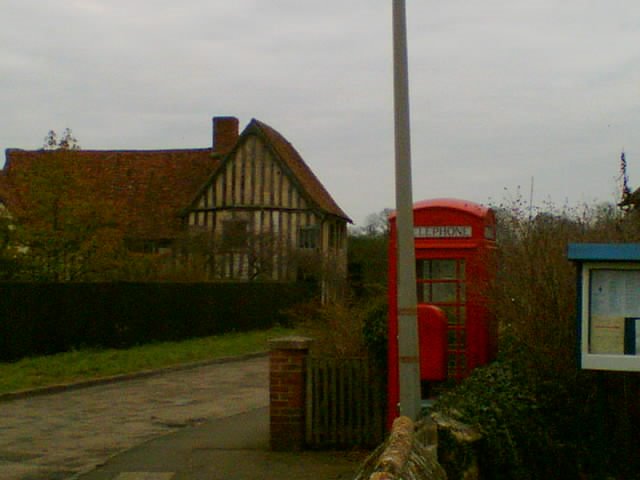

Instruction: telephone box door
[416,257,469,379]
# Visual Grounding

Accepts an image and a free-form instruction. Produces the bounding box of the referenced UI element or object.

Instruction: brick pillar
[269,336,313,451]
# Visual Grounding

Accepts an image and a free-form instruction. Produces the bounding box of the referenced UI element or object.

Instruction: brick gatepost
[269,336,313,451]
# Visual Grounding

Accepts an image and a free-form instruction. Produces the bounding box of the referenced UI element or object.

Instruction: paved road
[0,355,269,480]
[74,406,364,480]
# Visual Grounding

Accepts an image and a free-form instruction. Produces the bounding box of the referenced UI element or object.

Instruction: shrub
[432,192,640,479]
[433,356,582,480]
[0,282,313,362]
[490,194,640,375]
[347,232,389,299]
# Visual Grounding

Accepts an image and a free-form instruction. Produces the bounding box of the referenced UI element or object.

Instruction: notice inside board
[590,269,640,355]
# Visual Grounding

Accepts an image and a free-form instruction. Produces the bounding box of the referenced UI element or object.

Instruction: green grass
[0,326,297,395]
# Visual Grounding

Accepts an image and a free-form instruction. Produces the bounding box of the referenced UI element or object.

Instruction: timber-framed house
[184,118,350,288]
[1,116,351,291]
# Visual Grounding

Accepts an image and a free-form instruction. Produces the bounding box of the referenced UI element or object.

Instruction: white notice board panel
[582,266,640,370]
[590,269,640,354]
[568,244,640,371]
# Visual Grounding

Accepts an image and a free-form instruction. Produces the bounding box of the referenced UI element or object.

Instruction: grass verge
[0,326,297,395]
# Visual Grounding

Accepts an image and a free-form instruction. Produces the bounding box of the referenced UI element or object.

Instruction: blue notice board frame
[568,243,640,371]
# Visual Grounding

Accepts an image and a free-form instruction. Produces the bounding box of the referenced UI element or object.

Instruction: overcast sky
[2,1,640,226]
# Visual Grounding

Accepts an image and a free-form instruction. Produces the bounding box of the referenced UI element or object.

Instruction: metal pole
[392,0,421,420]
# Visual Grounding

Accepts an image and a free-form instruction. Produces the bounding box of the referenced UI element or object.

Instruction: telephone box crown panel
[389,198,496,244]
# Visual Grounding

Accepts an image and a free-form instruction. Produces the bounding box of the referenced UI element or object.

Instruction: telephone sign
[414,225,472,238]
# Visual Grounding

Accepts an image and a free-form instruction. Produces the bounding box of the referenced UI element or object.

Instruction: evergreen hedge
[0,282,313,362]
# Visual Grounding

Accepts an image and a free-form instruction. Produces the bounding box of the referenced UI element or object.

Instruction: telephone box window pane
[440,306,466,325]
[416,258,467,310]
[458,354,467,370]
[416,259,466,280]
[416,260,426,279]
[431,260,456,279]
[448,329,466,348]
[419,283,432,303]
[459,284,466,302]
[432,283,457,303]
[447,353,467,377]
[441,306,457,324]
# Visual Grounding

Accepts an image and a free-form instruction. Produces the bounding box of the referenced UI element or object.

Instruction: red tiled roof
[0,173,8,206]
[1,118,351,241]
[2,148,219,239]
[250,119,351,222]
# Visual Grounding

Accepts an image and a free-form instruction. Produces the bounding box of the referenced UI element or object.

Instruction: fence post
[269,336,313,451]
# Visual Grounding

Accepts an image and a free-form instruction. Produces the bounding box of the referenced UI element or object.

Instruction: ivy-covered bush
[432,357,579,480]
[432,194,640,479]
[0,281,313,362]
[362,291,387,362]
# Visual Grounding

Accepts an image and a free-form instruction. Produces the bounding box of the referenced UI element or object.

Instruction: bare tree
[43,128,80,150]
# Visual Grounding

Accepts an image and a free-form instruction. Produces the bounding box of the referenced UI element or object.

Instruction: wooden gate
[305,356,384,448]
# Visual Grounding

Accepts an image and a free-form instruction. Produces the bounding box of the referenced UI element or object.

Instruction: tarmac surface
[75,407,363,480]
[0,354,364,480]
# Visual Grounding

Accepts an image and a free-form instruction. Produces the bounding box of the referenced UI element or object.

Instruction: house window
[222,219,248,250]
[298,225,319,249]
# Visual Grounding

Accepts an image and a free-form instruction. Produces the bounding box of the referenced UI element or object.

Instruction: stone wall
[352,416,446,480]
[350,414,481,480]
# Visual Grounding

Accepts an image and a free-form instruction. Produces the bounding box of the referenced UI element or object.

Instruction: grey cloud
[2,1,640,224]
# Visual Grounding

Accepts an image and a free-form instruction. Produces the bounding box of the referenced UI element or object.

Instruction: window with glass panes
[416,259,466,379]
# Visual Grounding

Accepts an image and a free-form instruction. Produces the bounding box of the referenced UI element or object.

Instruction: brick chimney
[212,116,239,152]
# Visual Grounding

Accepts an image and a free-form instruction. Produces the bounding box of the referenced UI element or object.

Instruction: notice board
[568,243,640,371]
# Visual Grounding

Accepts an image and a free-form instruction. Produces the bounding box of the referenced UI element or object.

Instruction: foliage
[287,298,366,357]
[0,325,297,395]
[1,129,166,281]
[432,358,578,480]
[348,218,389,298]
[9,151,133,281]
[432,190,640,479]
[43,128,80,150]
[361,289,388,371]
[288,293,388,368]
[490,190,640,375]
[288,213,391,358]
[163,226,339,290]
[433,355,640,479]
[0,213,21,280]
[0,282,313,362]
[354,208,393,236]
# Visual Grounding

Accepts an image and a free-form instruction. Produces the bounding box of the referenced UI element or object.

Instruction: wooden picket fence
[305,356,385,448]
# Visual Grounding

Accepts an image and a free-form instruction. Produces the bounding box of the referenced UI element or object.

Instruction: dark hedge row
[0,282,313,362]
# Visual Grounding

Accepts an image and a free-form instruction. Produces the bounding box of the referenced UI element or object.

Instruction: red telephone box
[387,198,497,424]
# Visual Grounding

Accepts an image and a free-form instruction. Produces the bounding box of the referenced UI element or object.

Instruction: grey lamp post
[392,0,421,420]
